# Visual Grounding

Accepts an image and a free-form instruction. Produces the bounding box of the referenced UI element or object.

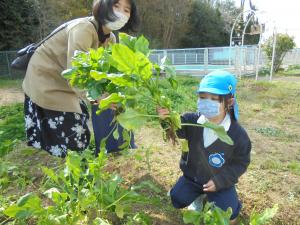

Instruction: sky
[233,0,300,47]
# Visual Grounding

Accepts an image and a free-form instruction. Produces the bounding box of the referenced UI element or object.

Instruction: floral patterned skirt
[24,95,90,157]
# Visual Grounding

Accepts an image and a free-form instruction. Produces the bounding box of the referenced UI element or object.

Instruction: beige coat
[22,17,115,113]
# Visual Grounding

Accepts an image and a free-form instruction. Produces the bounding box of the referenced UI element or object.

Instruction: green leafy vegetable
[63,33,233,149]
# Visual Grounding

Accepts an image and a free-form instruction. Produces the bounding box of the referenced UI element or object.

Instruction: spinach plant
[63,33,233,146]
[182,202,278,225]
[4,151,159,224]
[182,202,232,225]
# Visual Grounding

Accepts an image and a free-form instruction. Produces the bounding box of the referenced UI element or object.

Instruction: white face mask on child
[197,99,221,118]
[105,11,129,31]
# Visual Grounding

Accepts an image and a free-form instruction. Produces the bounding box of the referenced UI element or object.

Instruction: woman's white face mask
[105,10,129,31]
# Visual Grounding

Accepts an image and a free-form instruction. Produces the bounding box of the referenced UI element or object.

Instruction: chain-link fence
[283,48,300,65]
[0,51,25,78]
[1,46,299,78]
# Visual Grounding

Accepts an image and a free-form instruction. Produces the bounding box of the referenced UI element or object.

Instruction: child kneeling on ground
[158,70,251,224]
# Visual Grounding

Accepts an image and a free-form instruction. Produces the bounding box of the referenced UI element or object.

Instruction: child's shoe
[187,194,206,211]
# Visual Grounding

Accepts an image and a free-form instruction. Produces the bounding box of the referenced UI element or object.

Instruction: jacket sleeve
[66,23,96,99]
[212,134,251,191]
[176,113,199,171]
[67,23,95,68]
[176,113,195,139]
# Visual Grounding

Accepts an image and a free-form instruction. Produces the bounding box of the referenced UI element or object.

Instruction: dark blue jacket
[178,112,251,191]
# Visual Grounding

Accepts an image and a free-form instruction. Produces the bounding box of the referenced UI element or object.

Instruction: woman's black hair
[93,0,140,32]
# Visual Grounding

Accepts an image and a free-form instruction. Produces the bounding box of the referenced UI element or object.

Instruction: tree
[0,0,92,51]
[0,0,39,50]
[33,0,63,39]
[216,0,240,34]
[181,0,229,48]
[136,0,192,48]
[263,33,296,72]
[242,14,260,45]
[33,0,92,39]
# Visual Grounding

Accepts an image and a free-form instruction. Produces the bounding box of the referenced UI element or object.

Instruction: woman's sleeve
[67,23,95,68]
[66,23,96,99]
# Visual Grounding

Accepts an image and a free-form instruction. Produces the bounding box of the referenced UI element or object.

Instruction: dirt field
[0,88,24,105]
[1,76,300,224]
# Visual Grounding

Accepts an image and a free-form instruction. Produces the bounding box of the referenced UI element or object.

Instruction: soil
[0,88,23,105]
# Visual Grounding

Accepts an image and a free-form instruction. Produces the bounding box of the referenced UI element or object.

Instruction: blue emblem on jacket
[208,153,225,168]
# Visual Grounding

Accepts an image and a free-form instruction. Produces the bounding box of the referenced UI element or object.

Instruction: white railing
[150,46,300,76]
[1,47,299,78]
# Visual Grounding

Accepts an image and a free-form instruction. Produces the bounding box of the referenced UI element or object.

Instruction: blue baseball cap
[197,70,239,120]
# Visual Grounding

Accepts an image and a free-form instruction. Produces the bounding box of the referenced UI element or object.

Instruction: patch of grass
[283,69,300,76]
[254,80,277,90]
[0,194,14,222]
[0,159,33,193]
[255,127,284,137]
[287,161,300,175]
[260,159,283,170]
[254,126,299,142]
[179,76,200,86]
[0,103,25,156]
[288,64,300,70]
[256,179,274,194]
[0,77,22,89]
[258,67,270,76]
[282,64,300,76]
[239,79,276,91]
[0,102,23,119]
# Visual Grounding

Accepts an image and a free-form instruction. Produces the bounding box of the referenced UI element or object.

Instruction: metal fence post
[228,47,232,66]
[204,48,208,74]
[243,47,247,74]
[163,50,167,63]
[5,51,12,78]
[255,45,262,81]
[235,46,242,78]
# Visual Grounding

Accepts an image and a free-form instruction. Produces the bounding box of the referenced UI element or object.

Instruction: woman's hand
[157,107,170,119]
[110,103,118,111]
[90,99,98,105]
[203,179,216,192]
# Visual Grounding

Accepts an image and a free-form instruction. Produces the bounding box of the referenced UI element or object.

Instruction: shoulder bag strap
[35,20,73,47]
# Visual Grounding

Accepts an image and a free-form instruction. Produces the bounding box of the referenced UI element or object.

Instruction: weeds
[254,127,284,137]
[3,151,160,224]
[0,103,25,156]
[287,161,300,175]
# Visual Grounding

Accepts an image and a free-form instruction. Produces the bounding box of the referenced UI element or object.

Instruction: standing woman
[22,0,139,157]
[91,0,139,155]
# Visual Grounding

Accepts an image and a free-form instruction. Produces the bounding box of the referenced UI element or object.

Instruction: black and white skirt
[24,95,90,157]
